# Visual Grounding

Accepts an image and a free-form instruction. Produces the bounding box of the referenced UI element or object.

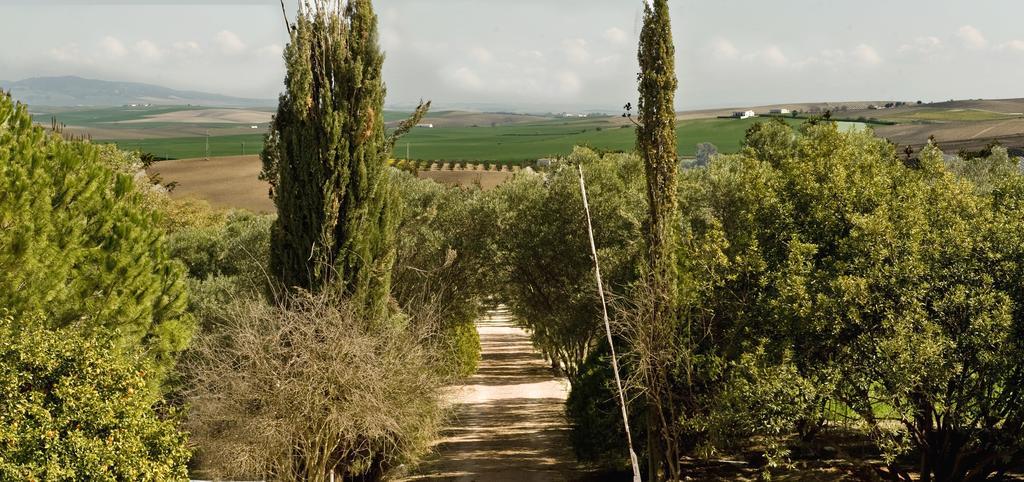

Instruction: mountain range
[0,76,275,108]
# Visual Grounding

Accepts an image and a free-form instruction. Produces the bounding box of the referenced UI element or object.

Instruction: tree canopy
[0,93,192,385]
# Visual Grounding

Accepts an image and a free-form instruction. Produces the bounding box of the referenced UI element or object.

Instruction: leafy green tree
[390,171,494,376]
[261,0,426,318]
[0,312,190,481]
[165,209,274,331]
[693,123,1024,478]
[490,148,645,383]
[0,93,192,386]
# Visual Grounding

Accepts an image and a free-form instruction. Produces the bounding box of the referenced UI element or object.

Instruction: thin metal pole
[578,164,642,482]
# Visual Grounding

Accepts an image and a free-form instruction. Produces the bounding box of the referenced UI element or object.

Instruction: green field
[111,134,266,159]
[393,117,808,162]
[112,116,808,162]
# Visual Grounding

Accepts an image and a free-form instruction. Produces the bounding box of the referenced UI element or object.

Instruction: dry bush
[184,292,444,481]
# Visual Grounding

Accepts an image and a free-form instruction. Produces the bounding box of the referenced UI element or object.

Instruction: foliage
[945,144,1019,194]
[0,93,192,386]
[185,292,443,482]
[489,147,645,384]
[0,312,190,481]
[640,120,1024,479]
[390,171,491,376]
[261,0,423,320]
[704,349,819,470]
[165,207,273,330]
[693,142,718,167]
[158,197,230,233]
[167,209,271,283]
[565,344,638,467]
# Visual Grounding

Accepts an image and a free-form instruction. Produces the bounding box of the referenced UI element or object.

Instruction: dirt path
[402,307,587,482]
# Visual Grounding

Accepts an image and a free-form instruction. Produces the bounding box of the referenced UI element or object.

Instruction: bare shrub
[184,291,444,481]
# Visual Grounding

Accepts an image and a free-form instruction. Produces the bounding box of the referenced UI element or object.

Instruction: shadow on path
[401,308,598,482]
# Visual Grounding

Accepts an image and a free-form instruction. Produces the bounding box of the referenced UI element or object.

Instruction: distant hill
[0,76,275,108]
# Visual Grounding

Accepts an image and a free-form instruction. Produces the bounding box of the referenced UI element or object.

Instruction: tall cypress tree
[263,0,426,318]
[636,0,681,479]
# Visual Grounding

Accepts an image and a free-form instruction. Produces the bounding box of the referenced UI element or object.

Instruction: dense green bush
[0,312,190,481]
[0,93,192,386]
[565,345,635,466]
[160,201,273,335]
[167,209,271,281]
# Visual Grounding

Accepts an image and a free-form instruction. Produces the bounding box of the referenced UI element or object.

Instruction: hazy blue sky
[2,0,1024,110]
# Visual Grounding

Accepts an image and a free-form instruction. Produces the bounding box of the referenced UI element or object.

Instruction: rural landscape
[4,0,1024,481]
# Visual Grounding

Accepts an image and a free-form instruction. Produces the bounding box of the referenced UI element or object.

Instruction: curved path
[402,307,588,482]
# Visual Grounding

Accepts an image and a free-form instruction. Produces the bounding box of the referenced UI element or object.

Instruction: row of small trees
[491,124,1024,482]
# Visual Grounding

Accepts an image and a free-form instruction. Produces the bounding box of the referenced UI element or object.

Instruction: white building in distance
[769,108,791,115]
[733,110,756,119]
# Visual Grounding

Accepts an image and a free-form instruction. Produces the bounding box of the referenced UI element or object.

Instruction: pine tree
[262,0,427,318]
[0,93,192,387]
[636,0,681,479]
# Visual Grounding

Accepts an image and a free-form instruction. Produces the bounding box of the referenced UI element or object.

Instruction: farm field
[36,100,1024,162]
[113,133,266,159]
[111,116,807,162]
[147,155,273,212]
[148,155,516,212]
[391,117,806,163]
[885,108,1020,122]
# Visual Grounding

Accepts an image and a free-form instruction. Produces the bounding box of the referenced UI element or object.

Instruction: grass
[105,115,816,162]
[391,117,806,163]
[109,134,265,159]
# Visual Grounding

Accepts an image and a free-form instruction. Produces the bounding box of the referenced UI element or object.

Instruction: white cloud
[556,71,581,95]
[133,40,162,61]
[899,36,942,54]
[958,25,987,49]
[171,40,202,56]
[469,46,493,64]
[710,38,739,60]
[852,44,882,65]
[815,48,847,66]
[562,38,589,64]
[448,66,483,90]
[215,30,246,55]
[380,27,401,51]
[603,27,627,45]
[1001,40,1024,52]
[48,43,82,63]
[758,46,788,67]
[100,36,127,58]
[256,44,284,59]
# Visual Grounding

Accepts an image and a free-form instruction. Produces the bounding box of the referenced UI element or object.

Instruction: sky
[2,0,1024,111]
